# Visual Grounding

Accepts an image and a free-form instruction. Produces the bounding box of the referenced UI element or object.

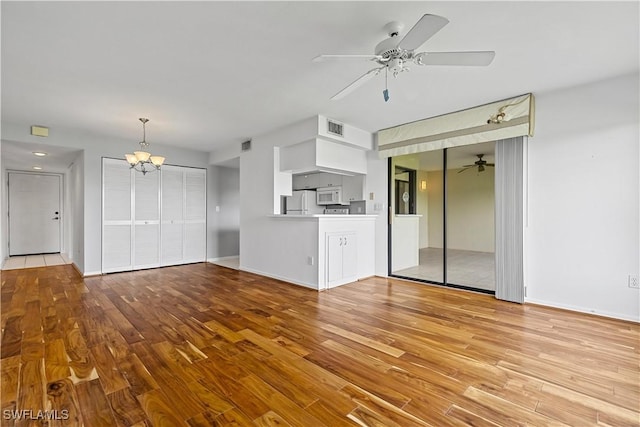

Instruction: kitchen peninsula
[268,214,376,290]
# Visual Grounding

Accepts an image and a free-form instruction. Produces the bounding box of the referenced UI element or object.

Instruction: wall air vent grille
[241,140,252,151]
[327,119,344,137]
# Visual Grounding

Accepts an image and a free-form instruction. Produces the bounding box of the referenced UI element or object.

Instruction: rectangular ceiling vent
[327,119,344,137]
[241,140,252,152]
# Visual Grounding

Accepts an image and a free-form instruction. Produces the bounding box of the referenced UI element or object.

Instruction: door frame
[386,150,496,295]
[7,170,64,256]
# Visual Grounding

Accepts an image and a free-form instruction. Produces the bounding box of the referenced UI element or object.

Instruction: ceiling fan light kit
[458,154,495,174]
[315,13,495,101]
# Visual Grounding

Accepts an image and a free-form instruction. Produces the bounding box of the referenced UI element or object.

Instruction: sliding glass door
[389,142,496,293]
[445,144,496,291]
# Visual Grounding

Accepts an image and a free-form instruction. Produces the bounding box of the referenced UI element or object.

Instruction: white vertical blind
[495,137,525,303]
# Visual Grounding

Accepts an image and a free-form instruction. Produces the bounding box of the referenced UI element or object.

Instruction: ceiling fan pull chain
[383,67,390,102]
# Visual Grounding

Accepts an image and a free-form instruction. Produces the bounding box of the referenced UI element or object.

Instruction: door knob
[52,217,59,220]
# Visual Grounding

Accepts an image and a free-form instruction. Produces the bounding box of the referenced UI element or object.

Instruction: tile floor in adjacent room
[1,253,71,270]
[393,247,495,291]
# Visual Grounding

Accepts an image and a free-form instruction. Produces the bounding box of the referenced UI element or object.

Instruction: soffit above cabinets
[280,139,367,176]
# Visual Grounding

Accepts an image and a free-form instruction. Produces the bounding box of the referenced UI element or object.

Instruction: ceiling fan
[313,14,495,102]
[458,154,495,173]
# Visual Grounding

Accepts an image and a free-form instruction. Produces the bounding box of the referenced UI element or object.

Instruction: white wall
[0,123,209,275]
[366,73,639,321]
[526,73,639,321]
[426,167,495,253]
[207,165,240,259]
[237,116,319,278]
[68,152,84,271]
[365,151,389,277]
[0,141,4,264]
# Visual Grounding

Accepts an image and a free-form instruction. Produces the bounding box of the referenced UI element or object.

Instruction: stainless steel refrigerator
[285,190,323,215]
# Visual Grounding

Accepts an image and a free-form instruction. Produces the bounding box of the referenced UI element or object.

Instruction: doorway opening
[388,141,496,293]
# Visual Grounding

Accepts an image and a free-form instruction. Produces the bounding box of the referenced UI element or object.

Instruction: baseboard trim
[207,255,239,263]
[83,270,103,277]
[239,266,319,291]
[525,297,639,323]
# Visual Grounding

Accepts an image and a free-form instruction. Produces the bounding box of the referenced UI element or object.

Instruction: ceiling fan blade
[458,167,472,174]
[414,51,496,66]
[313,54,383,63]
[331,67,384,100]
[462,164,476,168]
[486,163,495,167]
[398,14,449,51]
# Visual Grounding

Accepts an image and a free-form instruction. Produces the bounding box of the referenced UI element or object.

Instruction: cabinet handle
[344,237,347,246]
[339,237,343,246]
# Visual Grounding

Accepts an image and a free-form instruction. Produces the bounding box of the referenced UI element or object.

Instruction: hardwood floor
[1,263,638,426]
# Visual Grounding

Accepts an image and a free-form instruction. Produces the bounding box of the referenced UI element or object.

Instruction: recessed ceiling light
[32,166,43,170]
[33,151,47,157]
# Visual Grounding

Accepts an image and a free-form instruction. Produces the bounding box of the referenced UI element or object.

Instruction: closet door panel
[133,167,160,268]
[102,158,133,272]
[184,222,206,262]
[161,166,184,221]
[134,224,160,268]
[161,165,186,266]
[185,169,206,221]
[183,168,206,263]
[161,222,184,265]
[135,171,160,221]
[103,225,132,272]
[103,159,131,221]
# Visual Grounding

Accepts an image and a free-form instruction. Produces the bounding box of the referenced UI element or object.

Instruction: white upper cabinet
[341,175,365,202]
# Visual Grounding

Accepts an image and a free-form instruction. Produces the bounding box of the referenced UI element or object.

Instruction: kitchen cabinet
[326,231,357,288]
[341,175,365,203]
[292,173,321,190]
[293,172,343,190]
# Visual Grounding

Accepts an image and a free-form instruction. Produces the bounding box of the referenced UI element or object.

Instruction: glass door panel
[445,143,496,291]
[390,151,443,283]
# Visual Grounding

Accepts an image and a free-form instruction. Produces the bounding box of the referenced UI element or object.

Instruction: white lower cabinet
[326,231,357,288]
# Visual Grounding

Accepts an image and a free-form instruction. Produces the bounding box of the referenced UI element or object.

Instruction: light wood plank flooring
[1,263,638,426]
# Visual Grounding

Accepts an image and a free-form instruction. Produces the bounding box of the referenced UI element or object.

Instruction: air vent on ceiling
[241,140,252,152]
[327,119,344,137]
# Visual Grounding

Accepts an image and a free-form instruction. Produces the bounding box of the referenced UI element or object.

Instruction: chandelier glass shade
[125,118,165,174]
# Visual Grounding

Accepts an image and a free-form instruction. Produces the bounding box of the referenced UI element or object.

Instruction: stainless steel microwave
[316,186,342,205]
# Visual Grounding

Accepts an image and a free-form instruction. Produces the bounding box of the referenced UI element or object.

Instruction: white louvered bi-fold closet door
[102,158,133,273]
[161,165,185,266]
[134,169,160,269]
[184,168,207,263]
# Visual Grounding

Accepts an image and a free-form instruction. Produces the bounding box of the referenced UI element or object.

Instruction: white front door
[8,172,61,255]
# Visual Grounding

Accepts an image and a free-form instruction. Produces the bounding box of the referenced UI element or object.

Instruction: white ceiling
[2,1,638,165]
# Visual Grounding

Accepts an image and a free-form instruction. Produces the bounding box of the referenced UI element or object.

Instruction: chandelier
[125,118,165,174]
